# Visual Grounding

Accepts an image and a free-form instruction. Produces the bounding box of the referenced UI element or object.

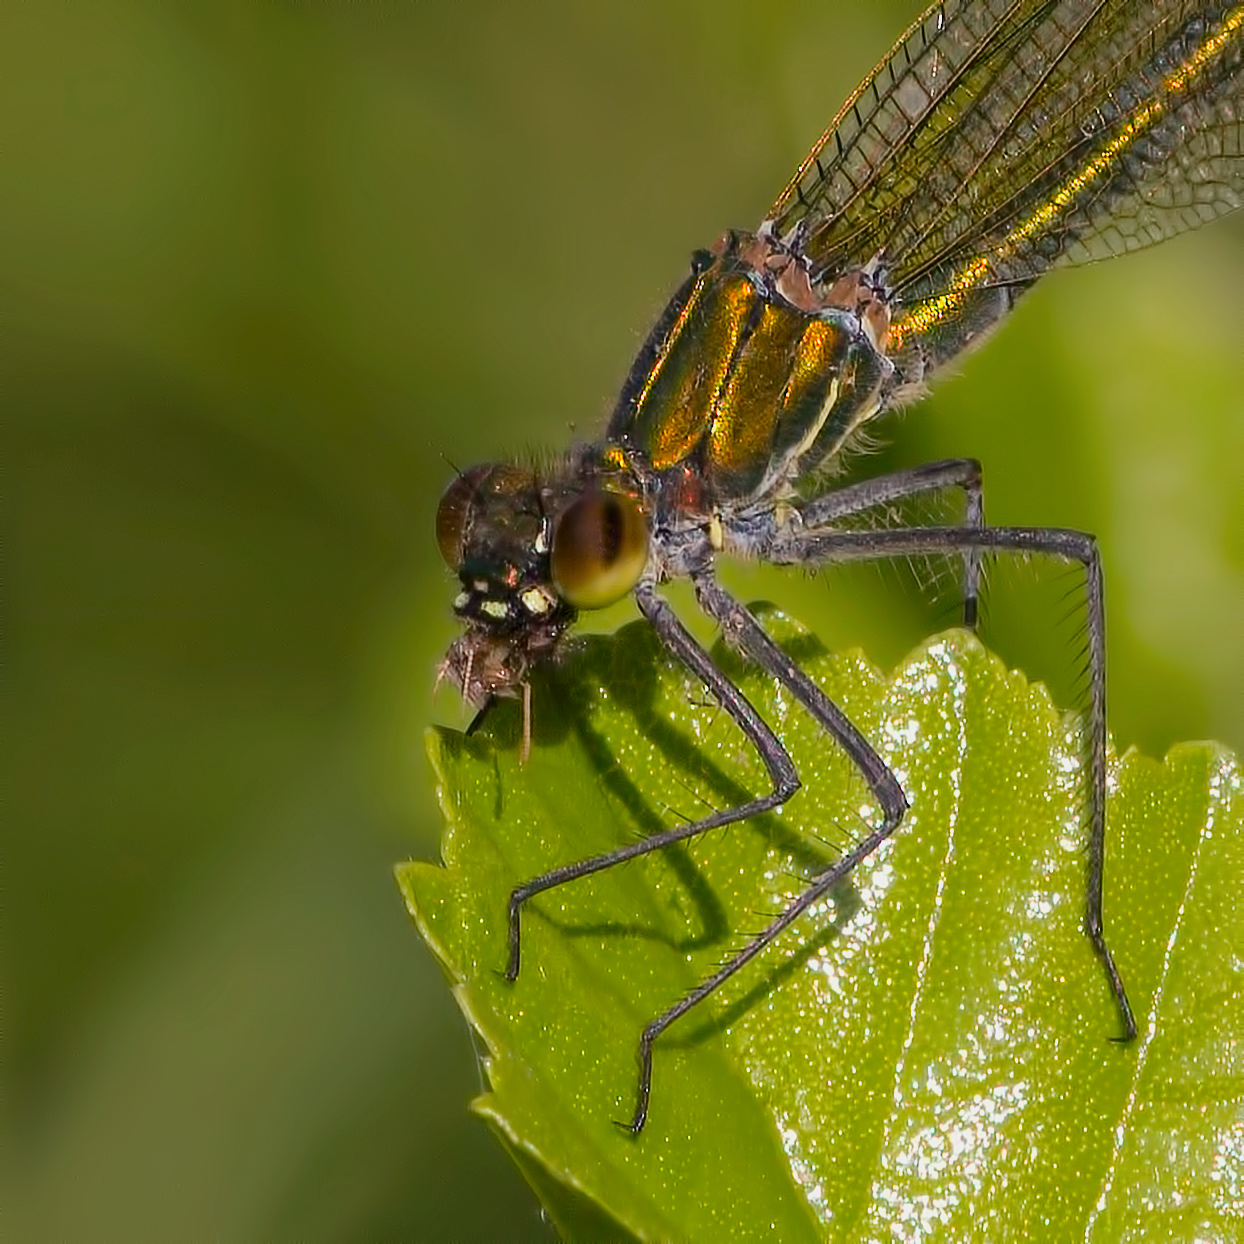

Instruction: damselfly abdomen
[435,0,1244,1133]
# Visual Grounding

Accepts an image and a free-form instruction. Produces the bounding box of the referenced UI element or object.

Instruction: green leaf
[397,612,1243,1242]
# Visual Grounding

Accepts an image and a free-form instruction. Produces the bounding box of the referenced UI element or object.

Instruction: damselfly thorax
[435,0,1244,1133]
[437,229,895,706]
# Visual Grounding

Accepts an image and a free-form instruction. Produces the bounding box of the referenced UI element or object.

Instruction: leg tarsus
[1087,920,1138,1041]
[628,1025,658,1134]
[505,888,525,981]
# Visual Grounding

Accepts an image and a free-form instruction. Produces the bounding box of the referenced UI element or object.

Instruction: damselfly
[435,0,1244,1133]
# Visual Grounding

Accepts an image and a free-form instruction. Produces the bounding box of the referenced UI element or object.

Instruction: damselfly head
[435,459,650,707]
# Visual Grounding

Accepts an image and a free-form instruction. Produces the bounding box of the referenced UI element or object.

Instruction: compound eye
[551,490,648,610]
[435,465,493,567]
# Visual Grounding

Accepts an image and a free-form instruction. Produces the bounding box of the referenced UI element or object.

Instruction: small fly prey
[435,0,1244,1133]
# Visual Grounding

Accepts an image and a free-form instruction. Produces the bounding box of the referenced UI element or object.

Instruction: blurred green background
[6,2,1242,1239]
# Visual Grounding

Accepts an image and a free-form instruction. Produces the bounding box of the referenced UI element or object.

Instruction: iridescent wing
[769,0,1244,316]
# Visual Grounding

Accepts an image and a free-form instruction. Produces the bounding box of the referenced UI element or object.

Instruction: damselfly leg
[766,519,1138,1043]
[793,457,986,628]
[503,482,1136,1134]
[440,0,1244,1137]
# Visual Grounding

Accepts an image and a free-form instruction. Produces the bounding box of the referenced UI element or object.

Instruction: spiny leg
[794,458,985,627]
[767,522,1137,1042]
[622,575,912,1132]
[693,573,906,822]
[503,578,798,1012]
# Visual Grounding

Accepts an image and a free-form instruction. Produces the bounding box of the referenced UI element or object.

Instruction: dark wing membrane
[768,0,1244,309]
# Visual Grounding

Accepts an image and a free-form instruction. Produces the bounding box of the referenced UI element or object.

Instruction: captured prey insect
[435,0,1244,1134]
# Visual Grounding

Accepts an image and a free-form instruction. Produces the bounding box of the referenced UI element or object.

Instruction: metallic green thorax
[606,231,891,505]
